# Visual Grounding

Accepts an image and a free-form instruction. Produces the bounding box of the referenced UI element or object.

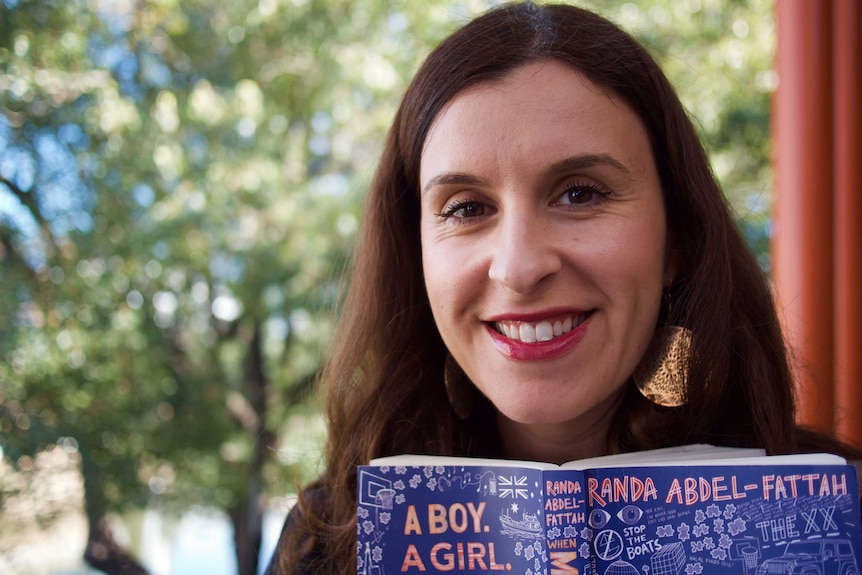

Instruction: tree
[0,0,773,573]
[0,0,434,572]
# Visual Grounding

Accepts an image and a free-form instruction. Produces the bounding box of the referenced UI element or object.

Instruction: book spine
[542,469,591,575]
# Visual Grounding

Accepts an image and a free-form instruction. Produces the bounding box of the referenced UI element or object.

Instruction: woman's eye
[557,182,609,207]
[437,199,488,220]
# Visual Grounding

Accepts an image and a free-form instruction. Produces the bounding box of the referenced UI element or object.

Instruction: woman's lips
[486,311,593,361]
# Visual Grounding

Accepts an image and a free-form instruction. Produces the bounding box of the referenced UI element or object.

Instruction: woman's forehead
[420,60,653,184]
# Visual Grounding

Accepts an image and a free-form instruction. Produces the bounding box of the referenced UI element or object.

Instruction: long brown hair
[276,3,839,573]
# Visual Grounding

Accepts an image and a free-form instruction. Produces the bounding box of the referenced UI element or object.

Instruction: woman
[267,3,857,573]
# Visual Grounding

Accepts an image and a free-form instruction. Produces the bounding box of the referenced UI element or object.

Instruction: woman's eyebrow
[421,154,633,197]
[547,153,632,176]
[421,172,487,197]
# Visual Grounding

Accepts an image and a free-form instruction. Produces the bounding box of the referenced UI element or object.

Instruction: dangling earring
[632,290,692,407]
[444,354,475,420]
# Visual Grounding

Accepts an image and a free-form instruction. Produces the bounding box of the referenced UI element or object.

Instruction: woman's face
[419,60,672,452]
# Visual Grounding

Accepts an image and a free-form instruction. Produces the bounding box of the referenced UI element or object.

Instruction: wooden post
[833,0,862,444]
[772,0,834,434]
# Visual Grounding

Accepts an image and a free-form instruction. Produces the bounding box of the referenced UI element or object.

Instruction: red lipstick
[486,314,591,361]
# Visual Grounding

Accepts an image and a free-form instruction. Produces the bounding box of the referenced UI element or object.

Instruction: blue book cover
[357,447,862,575]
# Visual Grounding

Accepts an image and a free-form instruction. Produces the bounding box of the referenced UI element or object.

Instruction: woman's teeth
[494,314,587,343]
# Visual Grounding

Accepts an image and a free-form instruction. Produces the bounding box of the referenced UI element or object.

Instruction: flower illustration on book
[727,517,746,536]
[722,503,737,519]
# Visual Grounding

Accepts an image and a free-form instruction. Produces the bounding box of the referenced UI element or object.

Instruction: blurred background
[0,0,775,573]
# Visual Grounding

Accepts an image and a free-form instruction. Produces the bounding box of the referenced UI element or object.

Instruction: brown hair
[274,3,850,573]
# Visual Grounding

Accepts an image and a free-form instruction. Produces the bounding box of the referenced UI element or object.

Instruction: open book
[356,445,861,575]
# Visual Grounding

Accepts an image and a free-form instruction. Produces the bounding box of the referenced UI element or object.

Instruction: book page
[373,446,846,470]
[579,460,859,574]
[371,454,560,470]
[561,444,766,469]
[357,461,570,573]
[569,451,846,470]
[371,445,751,468]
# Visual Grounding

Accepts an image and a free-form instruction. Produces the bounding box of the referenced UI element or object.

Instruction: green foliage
[0,0,413,516]
[0,0,773,554]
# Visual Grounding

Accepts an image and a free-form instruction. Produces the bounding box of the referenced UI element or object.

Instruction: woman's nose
[487,214,562,295]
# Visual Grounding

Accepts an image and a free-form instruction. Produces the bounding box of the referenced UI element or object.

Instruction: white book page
[371,446,846,469]
[370,454,558,470]
[561,444,765,469]
[569,452,847,470]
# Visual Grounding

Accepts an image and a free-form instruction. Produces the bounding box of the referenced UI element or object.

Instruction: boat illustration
[499,510,543,538]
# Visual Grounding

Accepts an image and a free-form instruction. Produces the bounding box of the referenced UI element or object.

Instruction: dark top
[264,489,325,575]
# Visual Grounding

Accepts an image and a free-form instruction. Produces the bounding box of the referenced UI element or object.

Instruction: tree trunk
[233,321,275,575]
[84,519,150,575]
[230,501,261,575]
[81,451,150,575]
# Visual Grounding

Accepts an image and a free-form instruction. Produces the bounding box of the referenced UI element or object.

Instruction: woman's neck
[495,390,623,465]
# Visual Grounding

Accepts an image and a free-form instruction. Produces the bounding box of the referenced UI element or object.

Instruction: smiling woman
[420,61,669,463]
[265,3,860,574]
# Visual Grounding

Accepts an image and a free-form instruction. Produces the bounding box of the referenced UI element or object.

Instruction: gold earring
[444,354,475,420]
[632,292,692,408]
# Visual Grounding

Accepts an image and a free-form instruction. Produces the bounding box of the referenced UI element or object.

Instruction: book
[356,445,862,575]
